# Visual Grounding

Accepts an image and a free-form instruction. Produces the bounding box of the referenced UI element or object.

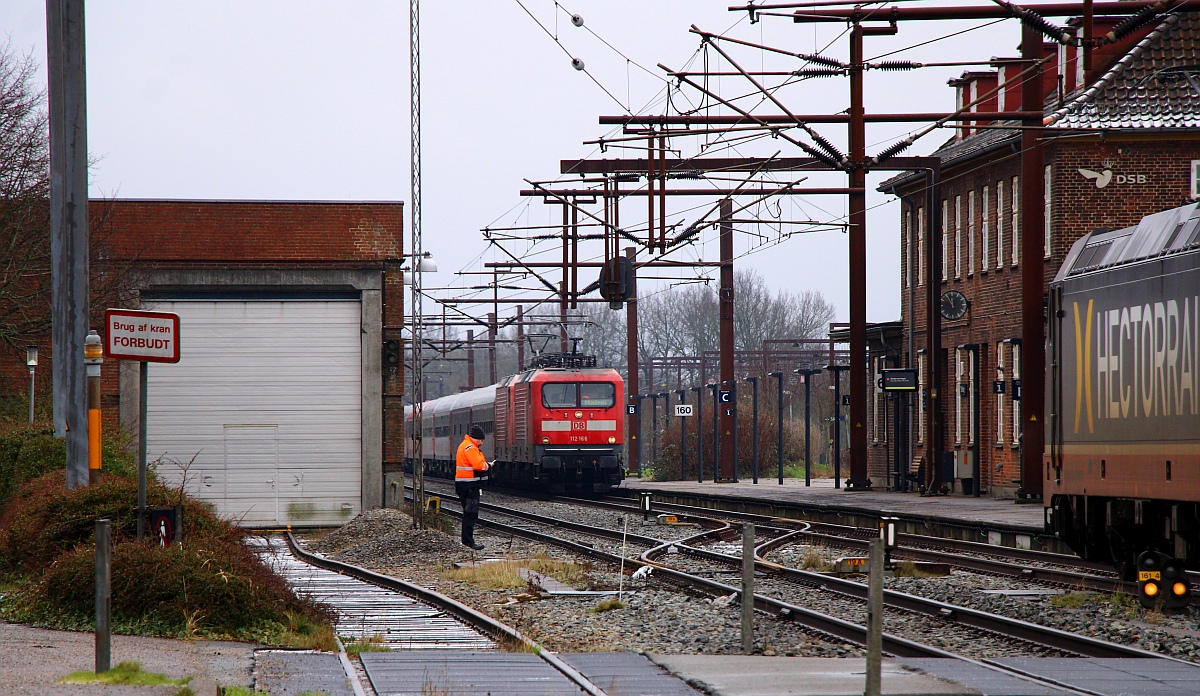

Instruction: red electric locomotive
[405,351,626,494]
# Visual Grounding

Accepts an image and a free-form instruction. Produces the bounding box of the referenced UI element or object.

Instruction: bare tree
[0,43,141,367]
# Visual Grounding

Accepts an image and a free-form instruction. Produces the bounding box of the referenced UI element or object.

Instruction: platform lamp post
[744,376,759,484]
[675,389,687,481]
[795,367,823,487]
[25,346,38,423]
[826,364,850,489]
[691,385,703,482]
[404,251,438,527]
[768,372,784,485]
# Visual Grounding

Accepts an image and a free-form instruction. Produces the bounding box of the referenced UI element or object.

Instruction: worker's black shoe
[464,540,485,551]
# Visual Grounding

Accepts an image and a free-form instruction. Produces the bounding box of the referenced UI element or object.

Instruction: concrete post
[742,522,755,653]
[95,519,110,674]
[137,362,148,541]
[866,538,883,696]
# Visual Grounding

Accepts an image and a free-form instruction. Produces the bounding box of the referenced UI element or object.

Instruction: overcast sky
[1,1,1022,326]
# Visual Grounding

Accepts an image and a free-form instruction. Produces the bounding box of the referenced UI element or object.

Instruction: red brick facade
[3,199,406,484]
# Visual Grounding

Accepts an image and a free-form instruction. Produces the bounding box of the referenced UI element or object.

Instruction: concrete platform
[255,650,355,696]
[621,478,1047,537]
[648,655,975,696]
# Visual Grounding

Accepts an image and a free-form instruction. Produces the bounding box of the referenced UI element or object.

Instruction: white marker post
[104,309,181,540]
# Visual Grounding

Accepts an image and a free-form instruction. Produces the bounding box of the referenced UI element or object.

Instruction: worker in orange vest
[455,424,490,550]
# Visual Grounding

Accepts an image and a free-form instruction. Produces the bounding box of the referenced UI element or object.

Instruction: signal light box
[104,309,181,363]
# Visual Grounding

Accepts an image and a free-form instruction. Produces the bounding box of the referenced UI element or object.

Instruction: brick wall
[889,135,1200,496]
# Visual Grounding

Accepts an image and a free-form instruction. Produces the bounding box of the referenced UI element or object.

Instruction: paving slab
[648,655,975,696]
[0,621,254,696]
[360,650,578,695]
[560,652,700,695]
[623,479,1046,533]
[989,657,1200,696]
[901,659,1069,696]
[255,650,354,696]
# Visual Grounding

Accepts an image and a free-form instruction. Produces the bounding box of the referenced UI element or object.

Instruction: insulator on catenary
[1105,5,1162,43]
[794,68,844,78]
[871,61,917,71]
[810,132,847,162]
[801,53,848,69]
[873,138,913,163]
[1020,9,1068,44]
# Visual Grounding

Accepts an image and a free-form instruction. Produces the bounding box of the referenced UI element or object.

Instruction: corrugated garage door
[145,300,361,527]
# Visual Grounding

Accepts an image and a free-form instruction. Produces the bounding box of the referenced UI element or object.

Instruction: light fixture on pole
[25,346,38,423]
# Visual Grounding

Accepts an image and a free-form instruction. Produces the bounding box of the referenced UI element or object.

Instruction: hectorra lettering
[1075,295,1199,432]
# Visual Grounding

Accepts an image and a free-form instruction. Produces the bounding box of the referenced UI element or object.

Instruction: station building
[876,11,1200,497]
[3,199,405,525]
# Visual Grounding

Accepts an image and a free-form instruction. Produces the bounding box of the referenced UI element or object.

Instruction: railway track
[255,533,609,696]
[414,483,1188,695]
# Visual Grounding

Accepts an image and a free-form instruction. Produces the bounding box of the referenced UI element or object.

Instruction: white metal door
[145,300,361,526]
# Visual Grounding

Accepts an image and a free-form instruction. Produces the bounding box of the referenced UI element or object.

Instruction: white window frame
[968,349,977,446]
[918,207,926,286]
[904,210,912,289]
[955,195,963,279]
[1011,175,1020,267]
[996,180,1005,268]
[968,190,976,276]
[941,199,949,281]
[982,186,990,271]
[1191,160,1200,199]
[917,354,927,444]
[955,350,964,445]
[1044,164,1053,259]
[1012,342,1022,446]
[996,343,1006,445]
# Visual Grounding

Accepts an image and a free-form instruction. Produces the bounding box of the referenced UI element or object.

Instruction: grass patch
[588,597,625,613]
[343,633,390,656]
[219,687,270,695]
[59,661,190,686]
[799,547,831,572]
[1049,591,1098,609]
[441,555,585,590]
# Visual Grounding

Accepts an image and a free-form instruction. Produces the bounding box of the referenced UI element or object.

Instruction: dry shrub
[441,555,585,590]
[0,471,333,647]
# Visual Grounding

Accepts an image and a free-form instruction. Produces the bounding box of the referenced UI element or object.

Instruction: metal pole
[516,305,525,370]
[677,389,687,481]
[847,22,870,490]
[718,200,735,480]
[95,519,110,674]
[626,246,641,478]
[731,381,739,483]
[693,386,703,483]
[833,367,842,488]
[710,383,719,482]
[742,522,755,653]
[137,362,148,541]
[409,0,425,528]
[1019,22,1046,500]
[466,330,475,389]
[651,394,659,466]
[48,0,90,490]
[771,373,783,485]
[487,311,497,385]
[86,332,102,485]
[28,367,35,423]
[749,377,759,484]
[804,372,814,486]
[866,537,883,696]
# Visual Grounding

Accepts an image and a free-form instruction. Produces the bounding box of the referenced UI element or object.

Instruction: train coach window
[543,383,577,408]
[580,383,616,408]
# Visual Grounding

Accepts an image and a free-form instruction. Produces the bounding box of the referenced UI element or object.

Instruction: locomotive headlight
[1143,581,1160,597]
[1173,581,1189,596]
[542,436,550,444]
[575,411,583,418]
[608,436,616,444]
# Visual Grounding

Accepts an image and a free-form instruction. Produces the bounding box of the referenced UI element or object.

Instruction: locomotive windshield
[541,382,616,408]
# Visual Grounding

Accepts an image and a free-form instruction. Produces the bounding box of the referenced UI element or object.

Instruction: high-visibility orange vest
[455,435,489,481]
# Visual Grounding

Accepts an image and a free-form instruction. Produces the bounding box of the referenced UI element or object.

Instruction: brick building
[4,199,405,524]
[878,11,1200,496]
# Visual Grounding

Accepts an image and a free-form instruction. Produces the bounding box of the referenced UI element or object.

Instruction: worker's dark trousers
[455,481,482,544]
